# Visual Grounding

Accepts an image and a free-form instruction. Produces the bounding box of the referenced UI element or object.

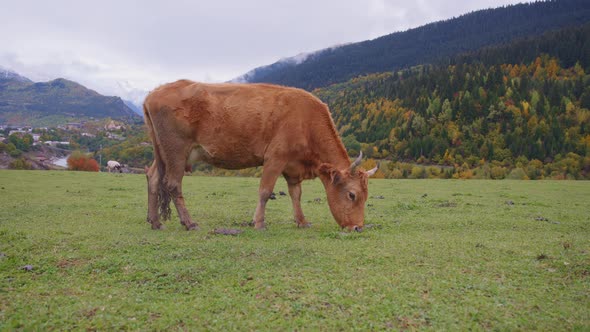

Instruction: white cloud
[0,0,529,105]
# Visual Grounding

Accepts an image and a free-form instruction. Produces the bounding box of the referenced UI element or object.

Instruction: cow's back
[145,81,330,169]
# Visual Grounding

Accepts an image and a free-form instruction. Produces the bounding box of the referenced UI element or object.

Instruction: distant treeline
[315,49,590,179]
[448,23,590,71]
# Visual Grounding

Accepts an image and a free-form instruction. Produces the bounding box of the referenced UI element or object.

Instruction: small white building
[8,130,28,136]
[42,141,70,147]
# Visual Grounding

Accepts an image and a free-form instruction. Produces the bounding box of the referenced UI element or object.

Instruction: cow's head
[319,152,378,232]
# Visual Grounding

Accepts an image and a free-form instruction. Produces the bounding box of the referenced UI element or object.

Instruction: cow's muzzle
[344,225,363,232]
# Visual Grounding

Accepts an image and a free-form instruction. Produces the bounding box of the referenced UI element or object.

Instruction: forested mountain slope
[314,24,590,179]
[243,0,590,90]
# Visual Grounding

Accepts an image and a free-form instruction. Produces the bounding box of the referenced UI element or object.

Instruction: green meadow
[0,170,588,330]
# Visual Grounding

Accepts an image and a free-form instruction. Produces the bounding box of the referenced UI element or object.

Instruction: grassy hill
[0,170,588,330]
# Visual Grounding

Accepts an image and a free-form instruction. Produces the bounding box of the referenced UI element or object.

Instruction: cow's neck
[318,139,350,170]
[312,116,351,170]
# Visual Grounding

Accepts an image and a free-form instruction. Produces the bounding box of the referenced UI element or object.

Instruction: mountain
[114,80,148,113]
[311,23,590,178]
[237,0,590,90]
[231,53,310,84]
[0,67,32,84]
[123,99,143,115]
[0,71,139,126]
[232,46,347,83]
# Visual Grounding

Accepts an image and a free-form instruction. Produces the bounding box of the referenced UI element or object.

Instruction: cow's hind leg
[286,179,311,228]
[146,162,163,230]
[253,161,286,229]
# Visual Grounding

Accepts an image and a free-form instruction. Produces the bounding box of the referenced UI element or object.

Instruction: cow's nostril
[354,225,363,232]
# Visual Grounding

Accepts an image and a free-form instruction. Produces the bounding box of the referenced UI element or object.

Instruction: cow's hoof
[254,222,266,230]
[185,223,199,231]
[151,222,164,230]
[297,222,312,228]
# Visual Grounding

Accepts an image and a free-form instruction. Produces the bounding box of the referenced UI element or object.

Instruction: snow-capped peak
[231,43,349,83]
[0,66,32,83]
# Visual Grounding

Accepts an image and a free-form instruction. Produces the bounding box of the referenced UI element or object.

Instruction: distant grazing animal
[106,160,122,173]
[143,80,378,231]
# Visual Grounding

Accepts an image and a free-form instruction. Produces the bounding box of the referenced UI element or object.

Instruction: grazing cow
[106,160,122,173]
[143,80,378,231]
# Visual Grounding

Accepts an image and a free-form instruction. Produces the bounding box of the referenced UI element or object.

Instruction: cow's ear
[319,163,342,185]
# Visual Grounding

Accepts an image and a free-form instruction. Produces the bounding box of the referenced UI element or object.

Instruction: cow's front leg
[287,180,311,228]
[253,161,285,229]
[171,183,198,231]
[166,162,198,231]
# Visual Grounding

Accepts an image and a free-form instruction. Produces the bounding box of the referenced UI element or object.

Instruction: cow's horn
[350,151,363,170]
[366,162,379,176]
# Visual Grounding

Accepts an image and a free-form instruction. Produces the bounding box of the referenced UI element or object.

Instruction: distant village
[0,119,147,170]
[0,119,126,146]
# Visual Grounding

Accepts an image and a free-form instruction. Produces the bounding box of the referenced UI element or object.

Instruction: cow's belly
[187,144,263,170]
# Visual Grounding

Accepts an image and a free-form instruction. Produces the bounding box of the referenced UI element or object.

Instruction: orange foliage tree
[67,151,99,172]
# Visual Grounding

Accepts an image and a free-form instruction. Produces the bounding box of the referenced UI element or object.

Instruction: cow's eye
[348,192,356,201]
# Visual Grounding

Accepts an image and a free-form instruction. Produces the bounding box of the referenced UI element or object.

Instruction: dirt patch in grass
[395,314,431,330]
[57,259,86,269]
[234,221,255,227]
[82,307,98,319]
[212,228,243,236]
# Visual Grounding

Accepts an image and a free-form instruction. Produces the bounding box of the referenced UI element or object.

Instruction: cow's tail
[143,103,172,221]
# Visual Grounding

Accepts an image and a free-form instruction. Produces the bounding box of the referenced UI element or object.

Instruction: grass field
[0,170,588,330]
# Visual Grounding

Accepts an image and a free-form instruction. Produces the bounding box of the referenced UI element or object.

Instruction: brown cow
[143,80,378,231]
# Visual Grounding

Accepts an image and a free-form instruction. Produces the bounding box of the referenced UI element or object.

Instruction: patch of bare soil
[212,228,243,236]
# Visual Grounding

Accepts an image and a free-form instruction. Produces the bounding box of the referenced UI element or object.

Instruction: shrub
[507,168,529,180]
[409,166,425,179]
[457,169,474,179]
[9,158,32,170]
[491,166,507,179]
[9,148,22,158]
[426,166,442,178]
[390,169,404,179]
[67,151,99,172]
[8,133,33,152]
[5,142,16,153]
[472,164,491,179]
[526,159,545,179]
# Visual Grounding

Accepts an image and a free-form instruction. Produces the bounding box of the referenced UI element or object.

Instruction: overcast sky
[1,0,527,103]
